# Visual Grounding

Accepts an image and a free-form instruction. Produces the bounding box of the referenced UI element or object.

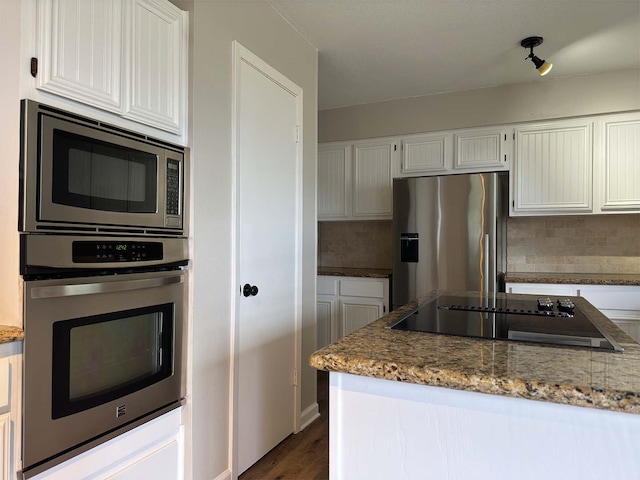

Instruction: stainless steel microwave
[20,100,188,236]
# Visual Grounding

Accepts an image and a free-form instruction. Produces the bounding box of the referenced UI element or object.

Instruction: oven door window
[52,130,158,213]
[51,304,174,419]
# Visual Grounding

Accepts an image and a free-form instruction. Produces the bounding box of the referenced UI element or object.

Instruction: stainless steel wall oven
[19,101,189,478]
[21,236,188,479]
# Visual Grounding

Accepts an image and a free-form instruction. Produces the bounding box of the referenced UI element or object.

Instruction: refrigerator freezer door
[392,173,505,309]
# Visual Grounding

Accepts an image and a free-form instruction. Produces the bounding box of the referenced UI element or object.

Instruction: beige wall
[319,68,640,142]
[0,0,23,327]
[507,215,640,274]
[322,215,640,275]
[186,1,317,479]
[318,221,392,269]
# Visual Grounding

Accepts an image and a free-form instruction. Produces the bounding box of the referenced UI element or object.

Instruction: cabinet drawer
[317,276,338,295]
[578,286,640,311]
[339,279,385,298]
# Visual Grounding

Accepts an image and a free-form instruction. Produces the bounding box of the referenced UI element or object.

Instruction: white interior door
[233,43,302,475]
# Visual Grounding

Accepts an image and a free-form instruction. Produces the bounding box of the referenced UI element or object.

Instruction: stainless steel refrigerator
[392,172,508,309]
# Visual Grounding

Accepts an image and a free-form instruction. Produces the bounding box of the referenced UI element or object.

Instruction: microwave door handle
[30,275,183,299]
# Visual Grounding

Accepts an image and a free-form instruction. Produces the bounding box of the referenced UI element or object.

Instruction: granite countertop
[0,325,24,344]
[506,272,640,286]
[309,290,640,415]
[317,266,392,278]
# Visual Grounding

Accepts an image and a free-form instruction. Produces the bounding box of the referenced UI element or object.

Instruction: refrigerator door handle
[484,233,490,294]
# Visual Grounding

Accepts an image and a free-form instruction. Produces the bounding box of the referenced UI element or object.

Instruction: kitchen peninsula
[310,290,640,480]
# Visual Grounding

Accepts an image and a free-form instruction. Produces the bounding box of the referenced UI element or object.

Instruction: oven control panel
[72,241,163,263]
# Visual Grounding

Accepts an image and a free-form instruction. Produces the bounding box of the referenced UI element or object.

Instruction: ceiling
[266,0,640,111]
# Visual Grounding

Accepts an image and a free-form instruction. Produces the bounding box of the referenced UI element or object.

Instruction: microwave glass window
[52,130,158,214]
[68,313,161,400]
[52,304,174,418]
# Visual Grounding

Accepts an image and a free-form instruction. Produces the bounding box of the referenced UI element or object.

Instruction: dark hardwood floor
[239,371,329,480]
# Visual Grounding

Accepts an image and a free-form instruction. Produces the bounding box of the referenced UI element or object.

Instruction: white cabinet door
[599,113,640,212]
[317,296,338,349]
[317,276,389,342]
[400,132,452,175]
[352,141,395,218]
[0,346,21,480]
[513,120,593,215]
[37,0,124,112]
[454,127,511,170]
[0,413,10,480]
[36,0,187,135]
[340,297,384,337]
[123,0,186,134]
[318,144,351,219]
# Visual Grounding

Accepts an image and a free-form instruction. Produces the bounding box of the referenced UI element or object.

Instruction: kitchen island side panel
[330,372,640,480]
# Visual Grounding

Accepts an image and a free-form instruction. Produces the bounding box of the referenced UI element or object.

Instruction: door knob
[243,283,259,297]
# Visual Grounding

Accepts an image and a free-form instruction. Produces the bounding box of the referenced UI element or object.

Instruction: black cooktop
[388,295,623,352]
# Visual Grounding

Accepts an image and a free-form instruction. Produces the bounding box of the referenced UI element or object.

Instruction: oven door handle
[30,275,183,299]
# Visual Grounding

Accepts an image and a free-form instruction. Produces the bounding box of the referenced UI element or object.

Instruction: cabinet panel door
[124,0,186,133]
[401,133,451,175]
[0,413,9,480]
[37,0,123,112]
[514,121,592,214]
[318,145,351,219]
[609,318,640,342]
[455,129,510,170]
[340,298,384,337]
[602,117,640,210]
[353,142,394,218]
[317,297,338,348]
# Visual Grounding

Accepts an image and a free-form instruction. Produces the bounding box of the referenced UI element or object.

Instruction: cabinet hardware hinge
[30,57,38,77]
[295,126,300,143]
[293,369,298,386]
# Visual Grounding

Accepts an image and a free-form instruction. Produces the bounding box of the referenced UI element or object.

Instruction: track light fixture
[521,36,553,76]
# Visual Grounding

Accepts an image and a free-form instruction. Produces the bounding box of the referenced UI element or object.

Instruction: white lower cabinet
[0,343,21,480]
[506,282,640,341]
[340,296,384,338]
[317,275,389,349]
[30,410,183,480]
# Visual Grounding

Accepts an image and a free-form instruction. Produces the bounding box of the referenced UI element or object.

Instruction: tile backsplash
[319,215,640,275]
[507,215,640,274]
[318,221,392,269]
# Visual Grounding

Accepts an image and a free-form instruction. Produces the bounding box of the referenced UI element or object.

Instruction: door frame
[229,41,304,477]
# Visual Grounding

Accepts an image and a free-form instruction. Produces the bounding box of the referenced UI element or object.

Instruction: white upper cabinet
[597,112,640,212]
[36,0,123,113]
[352,141,394,218]
[318,139,396,221]
[123,0,186,133]
[454,127,511,171]
[399,132,452,176]
[36,0,187,137]
[512,119,593,216]
[318,143,351,219]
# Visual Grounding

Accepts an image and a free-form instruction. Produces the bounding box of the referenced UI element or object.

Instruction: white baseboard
[212,468,232,480]
[299,402,320,431]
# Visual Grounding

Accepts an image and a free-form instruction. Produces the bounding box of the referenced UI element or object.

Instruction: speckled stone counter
[317,266,392,278]
[310,290,640,415]
[0,325,24,344]
[506,272,640,286]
